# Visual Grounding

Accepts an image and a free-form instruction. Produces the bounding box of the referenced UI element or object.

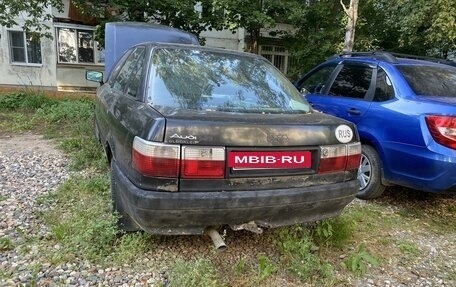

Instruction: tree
[340,0,359,52]
[357,0,456,58]
[285,0,345,78]
[211,0,304,53]
[0,1,64,38]
[71,0,226,45]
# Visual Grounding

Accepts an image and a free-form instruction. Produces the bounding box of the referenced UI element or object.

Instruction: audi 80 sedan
[88,42,361,235]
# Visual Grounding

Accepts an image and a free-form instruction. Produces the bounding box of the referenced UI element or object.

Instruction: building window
[260,45,289,75]
[8,31,42,64]
[56,27,104,65]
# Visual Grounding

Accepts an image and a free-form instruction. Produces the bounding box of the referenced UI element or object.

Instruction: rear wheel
[110,160,139,232]
[356,145,385,199]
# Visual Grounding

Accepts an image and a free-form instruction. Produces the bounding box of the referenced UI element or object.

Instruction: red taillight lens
[132,137,180,177]
[318,145,347,173]
[425,115,456,150]
[346,142,362,170]
[318,142,361,173]
[181,146,225,179]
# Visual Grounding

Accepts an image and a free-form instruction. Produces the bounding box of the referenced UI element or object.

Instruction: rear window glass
[397,65,456,97]
[147,48,310,114]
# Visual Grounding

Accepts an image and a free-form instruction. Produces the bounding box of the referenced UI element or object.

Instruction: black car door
[103,46,147,168]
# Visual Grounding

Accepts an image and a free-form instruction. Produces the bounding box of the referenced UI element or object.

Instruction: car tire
[356,145,385,200]
[110,160,139,232]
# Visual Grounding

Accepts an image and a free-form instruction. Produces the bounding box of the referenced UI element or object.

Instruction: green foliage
[274,226,333,282]
[0,236,14,251]
[72,0,227,45]
[342,244,379,275]
[0,1,64,39]
[358,0,456,57]
[0,92,56,111]
[59,137,106,170]
[42,175,118,261]
[233,258,248,275]
[112,233,155,263]
[285,0,345,79]
[313,217,355,248]
[35,98,93,124]
[169,258,222,287]
[398,241,421,256]
[256,254,278,282]
[315,220,334,241]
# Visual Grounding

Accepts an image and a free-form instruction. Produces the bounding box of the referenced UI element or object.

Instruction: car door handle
[347,108,361,115]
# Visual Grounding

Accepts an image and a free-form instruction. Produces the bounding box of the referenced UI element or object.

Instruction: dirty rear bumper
[113,161,358,235]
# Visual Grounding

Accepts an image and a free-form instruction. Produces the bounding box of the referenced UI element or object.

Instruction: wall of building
[0,20,58,90]
[201,28,246,51]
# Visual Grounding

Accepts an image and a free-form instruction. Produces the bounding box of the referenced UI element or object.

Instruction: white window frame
[260,45,290,75]
[55,24,104,65]
[8,30,42,66]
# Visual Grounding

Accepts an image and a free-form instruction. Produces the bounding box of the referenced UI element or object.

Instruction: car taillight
[132,137,226,179]
[346,142,362,170]
[132,137,180,177]
[181,146,225,179]
[425,115,456,150]
[318,142,361,173]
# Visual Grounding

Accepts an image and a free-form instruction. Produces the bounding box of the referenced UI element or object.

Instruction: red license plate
[228,151,312,169]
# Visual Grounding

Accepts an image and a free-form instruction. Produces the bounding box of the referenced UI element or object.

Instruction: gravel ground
[1,133,455,286]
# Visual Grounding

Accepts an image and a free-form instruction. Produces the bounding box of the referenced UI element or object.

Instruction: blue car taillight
[425,115,456,150]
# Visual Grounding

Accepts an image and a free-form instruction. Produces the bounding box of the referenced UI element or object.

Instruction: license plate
[228,151,312,169]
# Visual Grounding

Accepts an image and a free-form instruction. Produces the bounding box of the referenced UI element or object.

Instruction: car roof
[327,51,456,68]
[131,42,268,61]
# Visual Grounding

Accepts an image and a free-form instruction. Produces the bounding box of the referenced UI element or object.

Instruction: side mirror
[86,70,104,85]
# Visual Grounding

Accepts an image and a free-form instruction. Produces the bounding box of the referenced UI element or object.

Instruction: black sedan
[87,42,361,236]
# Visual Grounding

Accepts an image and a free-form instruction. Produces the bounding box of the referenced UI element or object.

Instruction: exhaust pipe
[205,228,227,251]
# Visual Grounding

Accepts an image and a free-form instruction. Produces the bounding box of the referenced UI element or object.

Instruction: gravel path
[0,134,170,286]
[1,133,455,286]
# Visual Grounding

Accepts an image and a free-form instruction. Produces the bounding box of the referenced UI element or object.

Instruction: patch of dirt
[0,133,61,155]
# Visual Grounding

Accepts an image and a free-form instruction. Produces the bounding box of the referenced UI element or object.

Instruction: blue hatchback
[296,52,456,199]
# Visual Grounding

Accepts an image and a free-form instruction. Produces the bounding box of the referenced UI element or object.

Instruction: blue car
[295,52,456,199]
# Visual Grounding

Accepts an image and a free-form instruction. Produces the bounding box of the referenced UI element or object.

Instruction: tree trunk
[249,29,260,54]
[340,0,359,52]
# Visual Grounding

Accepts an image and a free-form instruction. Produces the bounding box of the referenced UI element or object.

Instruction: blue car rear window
[397,65,456,97]
[147,48,310,114]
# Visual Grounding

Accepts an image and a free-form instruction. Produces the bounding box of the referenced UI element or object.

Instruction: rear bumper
[381,142,456,193]
[113,161,358,235]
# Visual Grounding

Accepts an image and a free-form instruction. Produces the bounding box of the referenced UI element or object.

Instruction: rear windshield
[147,48,310,114]
[397,65,456,97]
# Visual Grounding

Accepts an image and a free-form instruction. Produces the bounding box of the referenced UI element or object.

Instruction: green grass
[41,175,118,261]
[342,244,379,276]
[274,225,333,284]
[1,91,455,286]
[168,258,223,287]
[398,240,421,256]
[0,236,14,252]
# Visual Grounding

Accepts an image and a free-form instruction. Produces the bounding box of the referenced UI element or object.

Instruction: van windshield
[147,48,310,114]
